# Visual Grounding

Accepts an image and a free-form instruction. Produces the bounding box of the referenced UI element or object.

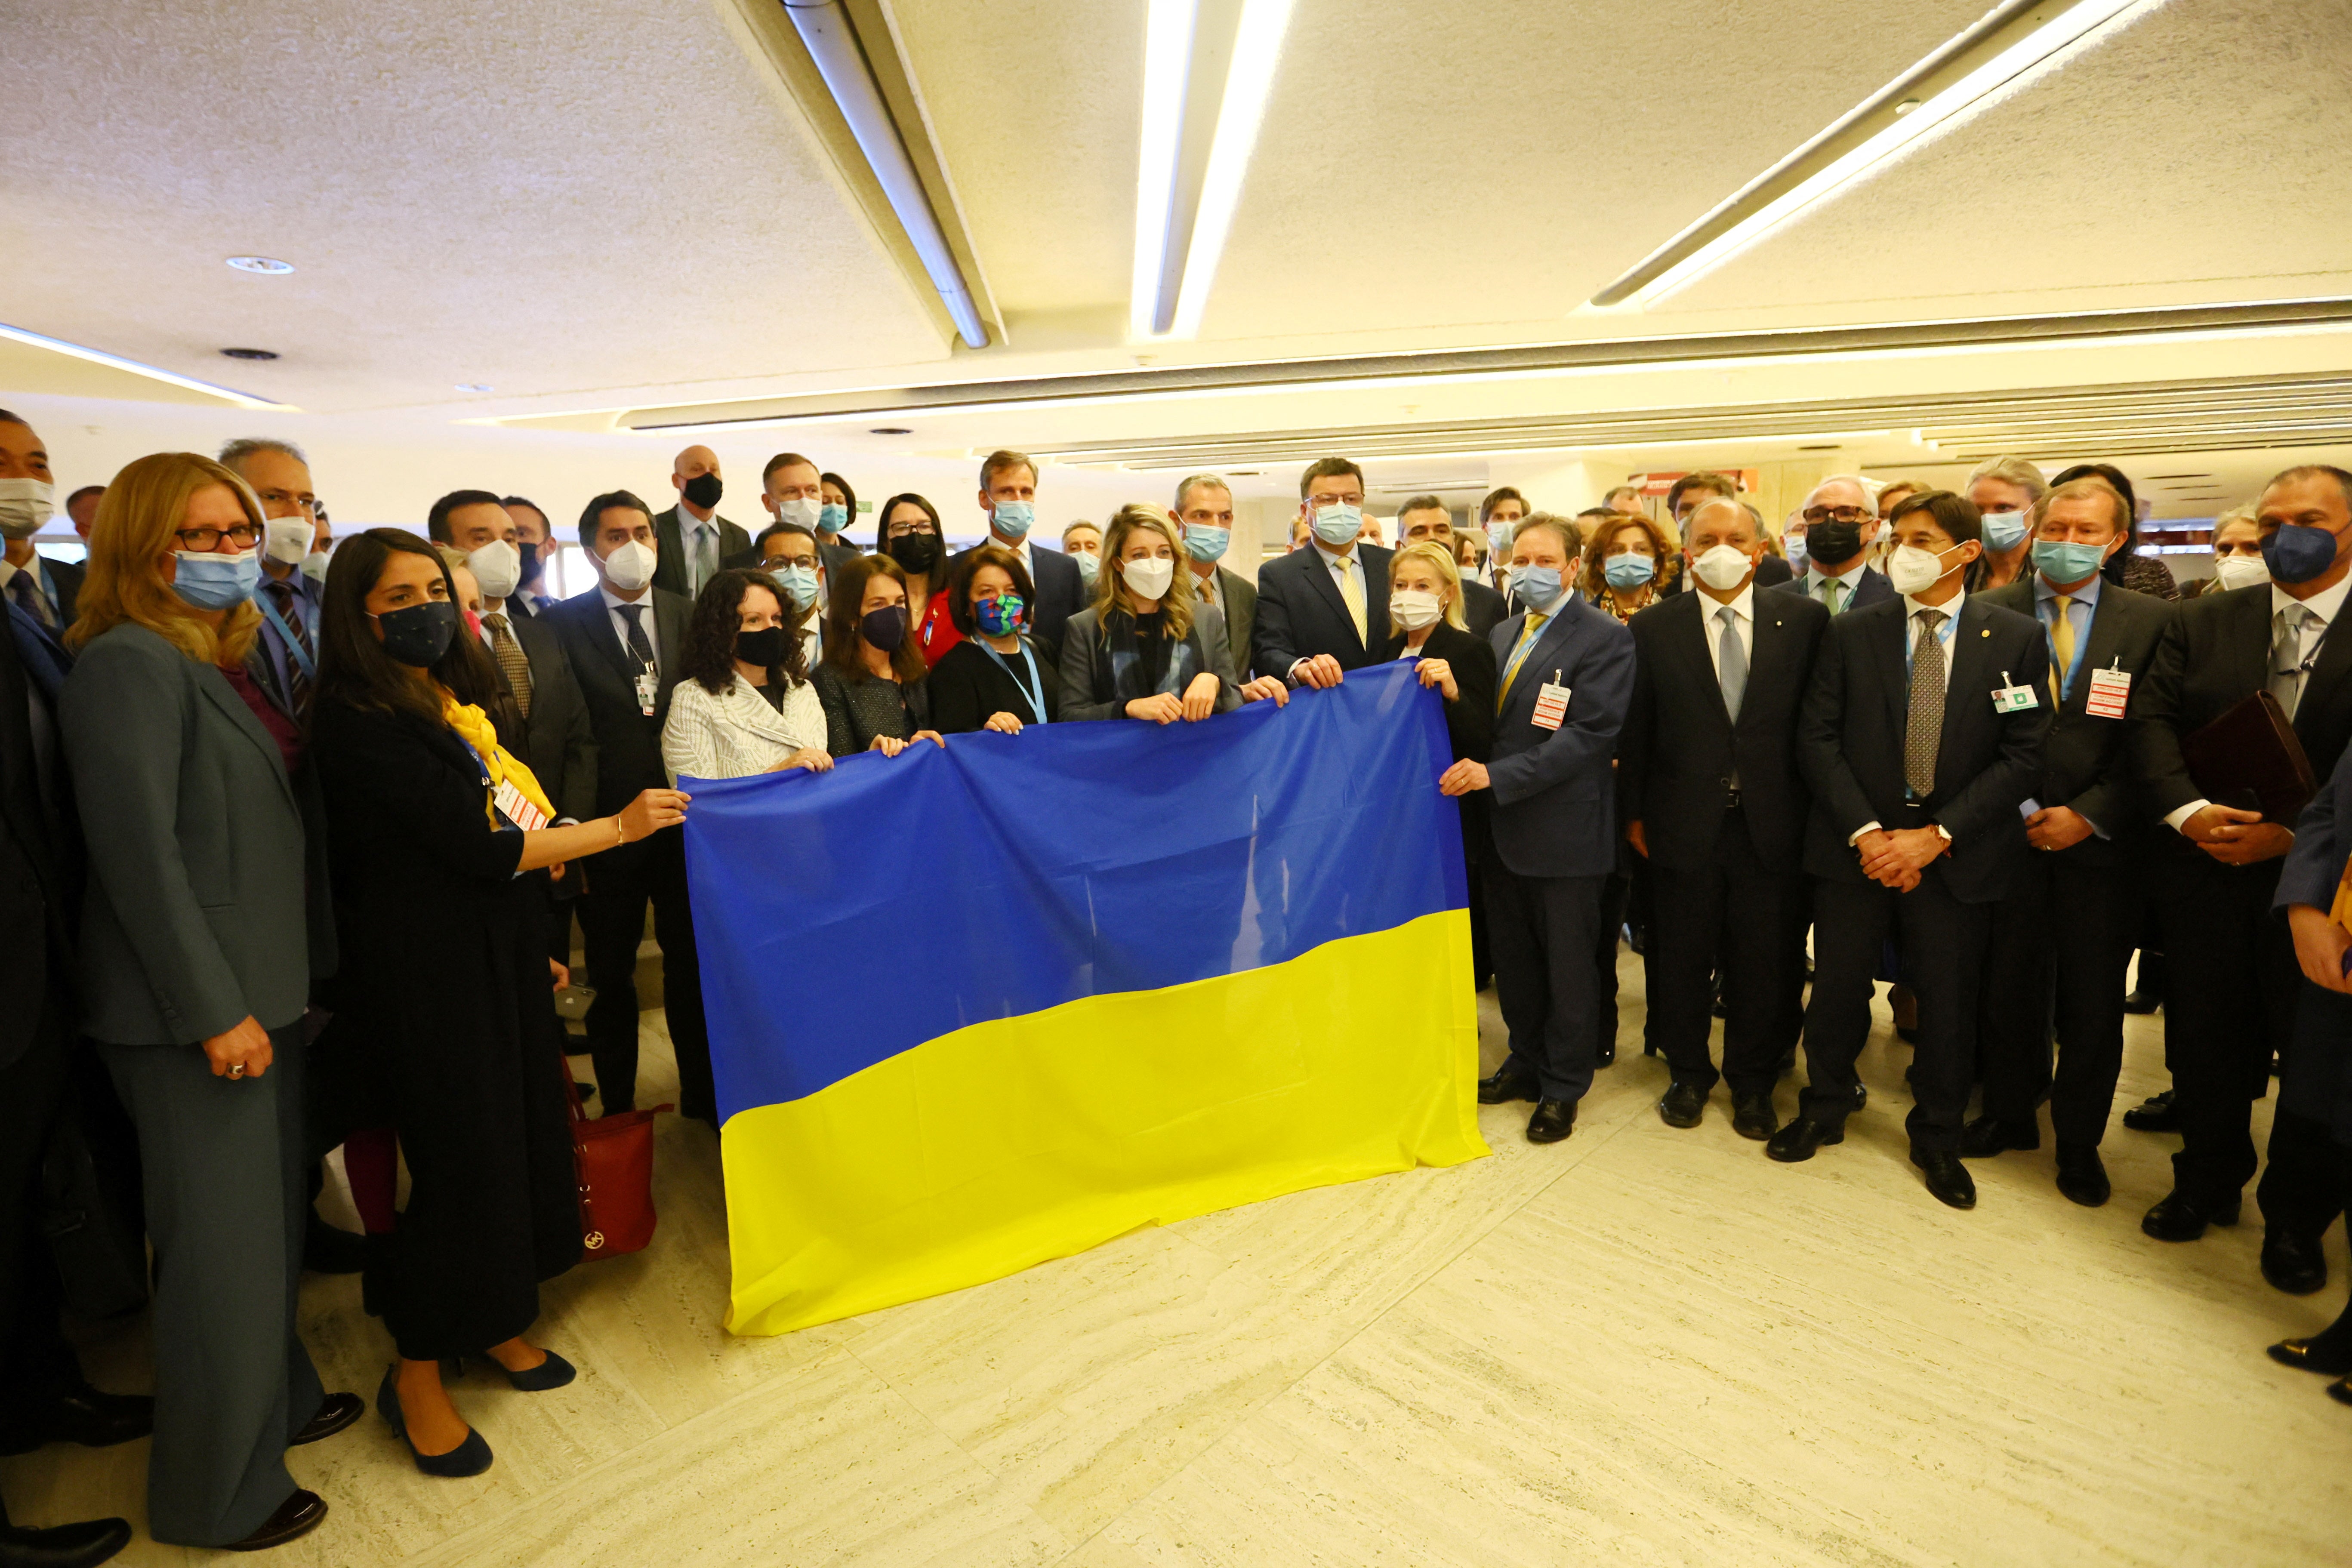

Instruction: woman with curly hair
[661,567,832,780]
[1579,512,1674,622]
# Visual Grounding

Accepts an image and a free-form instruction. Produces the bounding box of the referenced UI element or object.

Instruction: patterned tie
[1335,557,1367,646]
[1716,604,1746,721]
[265,579,314,715]
[2047,593,2075,708]
[618,602,656,671]
[484,612,534,718]
[5,568,52,629]
[2271,605,2312,719]
[1905,608,1947,798]
[1498,612,1546,712]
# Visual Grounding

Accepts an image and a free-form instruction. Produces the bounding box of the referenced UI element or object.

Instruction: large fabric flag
[683,658,1488,1336]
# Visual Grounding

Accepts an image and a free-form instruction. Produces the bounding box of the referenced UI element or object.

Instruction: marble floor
[8,954,2347,1567]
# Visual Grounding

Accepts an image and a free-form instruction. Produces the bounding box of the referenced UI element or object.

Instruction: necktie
[1905,608,1947,798]
[484,612,534,718]
[1335,558,1367,646]
[2271,605,2313,719]
[1498,612,1546,712]
[266,579,313,715]
[5,568,51,629]
[1716,604,1747,721]
[2047,594,2075,707]
[618,602,656,671]
[1821,576,1844,615]
[692,525,716,596]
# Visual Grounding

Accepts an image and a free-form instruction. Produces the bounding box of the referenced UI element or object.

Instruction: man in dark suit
[1965,477,2175,1207]
[1173,473,1259,674]
[748,521,833,672]
[218,438,326,718]
[540,491,714,1125]
[952,449,1086,659]
[650,444,752,603]
[2133,465,2352,1283]
[1447,515,1636,1144]
[502,495,558,618]
[1396,495,1508,638]
[0,410,79,633]
[1772,476,1894,616]
[1621,498,1830,1140]
[1252,457,1393,686]
[724,453,859,581]
[1775,490,2048,1209]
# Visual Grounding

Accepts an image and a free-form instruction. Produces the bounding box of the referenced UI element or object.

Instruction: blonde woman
[1058,503,1288,722]
[1377,539,1496,889]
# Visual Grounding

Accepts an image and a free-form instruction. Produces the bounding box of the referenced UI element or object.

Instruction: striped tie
[265,579,314,716]
[483,612,534,718]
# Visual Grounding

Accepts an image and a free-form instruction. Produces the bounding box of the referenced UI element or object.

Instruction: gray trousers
[99,1025,323,1547]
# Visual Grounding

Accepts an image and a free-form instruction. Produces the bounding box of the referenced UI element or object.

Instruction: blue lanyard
[251,585,315,679]
[2040,592,2094,700]
[978,637,1049,725]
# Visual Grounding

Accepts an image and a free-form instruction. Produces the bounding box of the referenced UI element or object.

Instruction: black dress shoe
[2054,1143,2110,1207]
[2267,1337,2352,1377]
[2121,1089,2179,1133]
[303,1212,368,1275]
[2141,1189,2241,1241]
[1525,1098,1577,1144]
[1850,1081,1868,1112]
[1657,1081,1706,1129]
[1911,1148,1977,1209]
[223,1490,327,1552]
[0,1383,154,1456]
[2330,1376,2352,1408]
[1765,1116,1843,1163]
[1958,1115,2039,1159]
[1595,1038,1616,1068]
[2121,986,2161,1015]
[1477,1064,1539,1105]
[292,1391,364,1446]
[2261,1230,2330,1296]
[1731,1092,1779,1141]
[0,1514,133,1568]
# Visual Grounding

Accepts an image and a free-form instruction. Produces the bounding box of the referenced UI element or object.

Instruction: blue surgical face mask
[1310,502,1362,547]
[171,548,261,611]
[1507,563,1566,611]
[1784,534,1809,571]
[1072,549,1099,588]
[2263,522,2343,585]
[1981,510,2029,551]
[1603,554,1655,589]
[771,564,820,609]
[2032,538,2108,585]
[990,500,1036,541]
[1183,523,1230,563]
[818,502,848,534]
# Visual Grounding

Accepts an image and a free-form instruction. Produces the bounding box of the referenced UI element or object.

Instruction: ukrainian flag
[682,659,1488,1336]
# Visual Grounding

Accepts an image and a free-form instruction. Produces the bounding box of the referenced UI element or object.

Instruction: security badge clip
[2085,658,2130,720]
[1531,671,1570,731]
[1991,670,2040,713]
[633,669,660,717]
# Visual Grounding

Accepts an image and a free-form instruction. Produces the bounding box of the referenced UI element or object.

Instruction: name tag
[633,670,660,717]
[2084,664,2131,719]
[1991,671,2039,713]
[493,778,549,832]
[1531,679,1571,731]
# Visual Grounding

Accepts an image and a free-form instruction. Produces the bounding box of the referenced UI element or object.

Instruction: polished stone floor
[8,954,2347,1566]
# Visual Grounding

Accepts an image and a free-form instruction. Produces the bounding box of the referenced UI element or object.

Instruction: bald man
[650,444,751,601]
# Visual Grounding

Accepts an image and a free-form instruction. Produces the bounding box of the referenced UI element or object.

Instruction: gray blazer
[60,624,312,1046]
[1058,603,1244,722]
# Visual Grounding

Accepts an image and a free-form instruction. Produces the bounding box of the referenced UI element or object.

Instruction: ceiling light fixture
[0,320,291,409]
[220,347,279,360]
[869,426,913,436]
[455,382,493,392]
[225,255,296,275]
[1588,0,2168,309]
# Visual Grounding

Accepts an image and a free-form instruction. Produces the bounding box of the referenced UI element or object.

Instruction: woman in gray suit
[59,453,359,1553]
[1057,504,1288,723]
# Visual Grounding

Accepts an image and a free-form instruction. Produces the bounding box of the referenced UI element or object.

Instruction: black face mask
[860,604,909,652]
[517,540,540,583]
[373,600,457,669]
[683,472,724,511]
[1805,520,1864,568]
[886,533,940,573]
[734,626,787,668]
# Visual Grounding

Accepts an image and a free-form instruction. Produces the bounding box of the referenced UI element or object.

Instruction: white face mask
[772,495,822,532]
[1886,542,1958,596]
[300,549,331,585]
[600,538,658,592]
[2214,553,2271,591]
[262,515,313,566]
[467,539,522,601]
[0,477,53,541]
[1389,588,1443,630]
[1120,554,1175,602]
[1689,543,1755,592]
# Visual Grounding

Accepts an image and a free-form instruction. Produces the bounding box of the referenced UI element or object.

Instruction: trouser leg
[1720,818,1803,1099]
[1594,870,1630,1054]
[1646,851,1727,1093]
[1899,873,1992,1155]
[2158,855,2279,1205]
[0,999,77,1440]
[1798,877,1891,1127]
[2048,856,2135,1147]
[1535,872,1604,1103]
[1976,853,2055,1127]
[647,830,715,1123]
[576,864,652,1115]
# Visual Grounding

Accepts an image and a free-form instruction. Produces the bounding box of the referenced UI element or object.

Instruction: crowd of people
[3,412,2349,1565]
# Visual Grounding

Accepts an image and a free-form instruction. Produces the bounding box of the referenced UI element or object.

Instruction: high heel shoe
[449,1349,578,1392]
[376,1366,493,1477]
[2268,1338,2352,1377]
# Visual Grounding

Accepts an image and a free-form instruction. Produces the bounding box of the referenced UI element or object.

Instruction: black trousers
[576,827,713,1121]
[1486,863,1605,1103]
[1979,850,2136,1146]
[1644,808,1802,1098]
[1800,869,1991,1152]
[2152,850,2299,1206]
[0,995,80,1441]
[2263,980,2352,1238]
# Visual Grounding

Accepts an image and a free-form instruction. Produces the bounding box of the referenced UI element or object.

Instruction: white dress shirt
[1698,583,1756,687]
[990,531,1036,581]
[1193,562,1224,615]
[601,583,662,672]
[2163,571,2352,832]
[1902,591,1962,696]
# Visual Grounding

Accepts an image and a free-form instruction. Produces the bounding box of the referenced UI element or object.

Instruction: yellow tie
[1498,612,1546,712]
[2048,594,2075,706]
[1335,557,1366,646]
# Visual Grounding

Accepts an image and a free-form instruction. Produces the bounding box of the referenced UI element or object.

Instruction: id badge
[1991,670,2039,714]
[493,778,549,832]
[633,669,659,716]
[2084,664,2131,719]
[1531,677,1571,731]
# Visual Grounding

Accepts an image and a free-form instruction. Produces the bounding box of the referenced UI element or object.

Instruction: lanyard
[978,637,1049,724]
[251,586,315,679]
[2040,593,2094,700]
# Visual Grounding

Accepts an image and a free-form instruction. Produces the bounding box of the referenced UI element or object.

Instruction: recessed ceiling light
[225,256,295,275]
[454,382,493,392]
[220,347,278,360]
[1798,443,1841,450]
[1892,98,1922,115]
[870,427,912,436]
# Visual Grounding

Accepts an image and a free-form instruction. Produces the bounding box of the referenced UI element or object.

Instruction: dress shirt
[600,583,663,672]
[1192,563,1223,616]
[679,506,721,592]
[989,531,1036,581]
[1803,560,1871,612]
[0,553,59,624]
[1698,584,1756,688]
[1901,591,1961,696]
[2031,569,2102,697]
[2163,570,2352,833]
[1286,541,1368,678]
[796,606,822,673]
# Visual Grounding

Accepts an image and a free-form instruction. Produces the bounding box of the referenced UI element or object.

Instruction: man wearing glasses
[1773,476,1892,615]
[219,438,326,722]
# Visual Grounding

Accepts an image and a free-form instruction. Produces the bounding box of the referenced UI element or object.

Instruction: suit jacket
[1620,587,1830,874]
[1190,564,1257,677]
[1977,576,2174,866]
[60,624,315,1044]
[1753,553,1793,589]
[1377,620,1496,854]
[0,602,73,1072]
[2132,581,2352,844]
[1058,604,1245,721]
[1460,578,1508,641]
[949,540,1087,660]
[719,538,860,578]
[504,611,600,824]
[651,505,753,599]
[44,556,84,628]
[1482,595,1636,879]
[1772,563,1894,612]
[540,587,693,823]
[1797,594,2048,903]
[1252,542,1393,682]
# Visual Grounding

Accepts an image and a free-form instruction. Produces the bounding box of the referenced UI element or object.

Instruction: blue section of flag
[682,659,1467,1122]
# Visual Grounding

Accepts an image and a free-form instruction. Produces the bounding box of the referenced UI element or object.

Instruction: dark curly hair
[946,543,1036,637]
[681,568,808,696]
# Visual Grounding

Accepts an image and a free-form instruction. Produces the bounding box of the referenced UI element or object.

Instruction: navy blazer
[1772,563,1895,612]
[541,587,693,820]
[1252,542,1393,682]
[1482,596,1636,880]
[2277,745,2352,1142]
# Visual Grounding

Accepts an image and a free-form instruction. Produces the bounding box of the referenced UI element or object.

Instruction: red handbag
[561,1057,671,1260]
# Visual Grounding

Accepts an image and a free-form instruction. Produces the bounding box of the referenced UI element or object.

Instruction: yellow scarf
[443,697,555,826]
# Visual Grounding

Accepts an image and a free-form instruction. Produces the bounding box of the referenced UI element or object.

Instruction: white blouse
[661,673,826,782]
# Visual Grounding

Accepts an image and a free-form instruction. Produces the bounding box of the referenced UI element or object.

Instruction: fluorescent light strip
[1628,0,2167,308]
[1166,0,1295,340]
[1131,0,1198,339]
[0,322,291,409]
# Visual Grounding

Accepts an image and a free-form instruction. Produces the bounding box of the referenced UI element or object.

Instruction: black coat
[928,635,1060,733]
[0,607,72,1072]
[1976,576,2175,865]
[1252,542,1393,681]
[1797,593,2049,903]
[504,613,600,825]
[1459,578,1509,641]
[1375,620,1495,859]
[44,557,84,628]
[310,700,581,1359]
[1620,588,1829,875]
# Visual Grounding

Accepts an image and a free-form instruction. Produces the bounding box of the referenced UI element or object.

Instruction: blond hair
[1093,503,1196,641]
[65,451,262,665]
[1388,540,1468,630]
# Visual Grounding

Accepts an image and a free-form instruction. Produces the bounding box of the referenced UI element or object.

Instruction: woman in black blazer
[928,544,1060,734]
[1376,540,1497,841]
[310,530,689,1479]
[1058,504,1289,724]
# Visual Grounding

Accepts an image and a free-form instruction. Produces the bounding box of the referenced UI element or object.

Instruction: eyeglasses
[174,523,264,550]
[1801,505,1871,526]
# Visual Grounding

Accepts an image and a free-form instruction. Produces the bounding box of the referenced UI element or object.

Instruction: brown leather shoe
[224,1490,326,1552]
